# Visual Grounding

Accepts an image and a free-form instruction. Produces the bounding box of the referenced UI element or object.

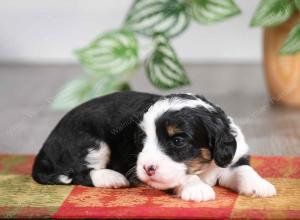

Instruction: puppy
[32,91,276,201]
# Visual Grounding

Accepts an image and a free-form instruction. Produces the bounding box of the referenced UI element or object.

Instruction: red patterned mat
[0,155,299,219]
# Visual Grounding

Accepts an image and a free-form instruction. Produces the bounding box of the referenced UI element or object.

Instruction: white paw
[58,175,72,184]
[90,169,129,188]
[238,178,276,197]
[177,183,216,202]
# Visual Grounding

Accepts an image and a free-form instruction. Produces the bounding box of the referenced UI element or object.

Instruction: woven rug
[0,155,299,219]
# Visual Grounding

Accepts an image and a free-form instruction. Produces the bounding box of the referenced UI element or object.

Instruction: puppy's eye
[172,136,186,147]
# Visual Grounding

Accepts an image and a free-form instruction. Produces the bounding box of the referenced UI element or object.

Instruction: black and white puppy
[32,91,276,201]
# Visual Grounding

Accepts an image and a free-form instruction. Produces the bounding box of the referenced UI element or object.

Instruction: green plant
[52,0,241,110]
[250,0,300,55]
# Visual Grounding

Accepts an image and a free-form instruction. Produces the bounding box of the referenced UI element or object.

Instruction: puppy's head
[137,95,236,190]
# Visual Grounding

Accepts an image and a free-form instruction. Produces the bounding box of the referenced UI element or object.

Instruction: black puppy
[32,91,276,201]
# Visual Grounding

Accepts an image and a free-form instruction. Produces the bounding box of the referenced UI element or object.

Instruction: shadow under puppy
[32,91,276,201]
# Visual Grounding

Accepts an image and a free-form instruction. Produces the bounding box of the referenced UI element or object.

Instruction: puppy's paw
[238,178,276,197]
[90,169,129,188]
[177,183,216,202]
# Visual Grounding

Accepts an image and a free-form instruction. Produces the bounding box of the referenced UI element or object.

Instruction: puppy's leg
[175,175,216,202]
[84,141,129,188]
[90,169,129,188]
[219,165,276,197]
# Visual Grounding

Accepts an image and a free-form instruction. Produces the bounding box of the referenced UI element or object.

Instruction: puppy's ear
[192,103,237,168]
[213,132,236,167]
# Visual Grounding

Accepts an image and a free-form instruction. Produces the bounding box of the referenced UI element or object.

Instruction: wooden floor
[1,63,299,155]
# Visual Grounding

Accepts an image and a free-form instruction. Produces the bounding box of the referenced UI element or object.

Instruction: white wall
[0,0,261,63]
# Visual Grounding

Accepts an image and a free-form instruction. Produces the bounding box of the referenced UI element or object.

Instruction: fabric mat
[0,155,299,219]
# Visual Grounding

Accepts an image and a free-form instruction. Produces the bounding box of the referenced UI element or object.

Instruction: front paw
[90,169,129,188]
[177,183,216,202]
[238,178,276,197]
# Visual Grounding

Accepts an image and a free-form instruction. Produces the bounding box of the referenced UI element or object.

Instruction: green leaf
[280,21,300,54]
[250,0,294,27]
[51,78,93,110]
[53,30,137,110]
[76,30,138,77]
[146,34,189,89]
[92,77,131,97]
[295,0,300,10]
[51,77,130,110]
[186,0,241,25]
[124,0,190,38]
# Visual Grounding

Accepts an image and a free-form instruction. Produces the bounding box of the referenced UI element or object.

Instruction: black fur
[159,104,237,168]
[32,91,160,185]
[231,155,250,168]
[32,91,236,186]
[155,108,209,162]
[193,98,237,168]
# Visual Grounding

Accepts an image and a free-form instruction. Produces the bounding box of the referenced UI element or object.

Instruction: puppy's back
[32,91,160,185]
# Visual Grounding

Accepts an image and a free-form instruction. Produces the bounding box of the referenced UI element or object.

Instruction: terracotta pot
[263,12,300,108]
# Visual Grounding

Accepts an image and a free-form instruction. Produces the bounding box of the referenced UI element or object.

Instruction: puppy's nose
[143,165,157,176]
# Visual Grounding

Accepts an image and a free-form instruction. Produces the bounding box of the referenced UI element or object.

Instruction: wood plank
[0,63,299,156]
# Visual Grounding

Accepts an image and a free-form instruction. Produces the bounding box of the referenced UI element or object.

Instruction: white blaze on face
[137,96,214,190]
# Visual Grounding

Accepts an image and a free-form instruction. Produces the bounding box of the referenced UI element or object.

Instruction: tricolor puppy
[32,91,276,201]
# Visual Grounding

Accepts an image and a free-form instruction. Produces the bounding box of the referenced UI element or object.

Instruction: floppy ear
[192,103,237,168]
[213,132,237,167]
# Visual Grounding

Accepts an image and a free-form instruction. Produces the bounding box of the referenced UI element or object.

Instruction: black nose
[143,165,157,176]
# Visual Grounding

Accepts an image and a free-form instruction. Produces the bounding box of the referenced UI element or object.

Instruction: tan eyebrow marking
[166,124,183,136]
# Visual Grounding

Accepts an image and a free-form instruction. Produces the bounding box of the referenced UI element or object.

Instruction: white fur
[181,116,275,200]
[228,117,249,164]
[176,175,215,202]
[141,97,214,133]
[58,175,72,184]
[197,119,276,198]
[137,151,186,190]
[137,96,214,190]
[218,165,276,197]
[137,96,276,201]
[199,162,223,186]
[194,117,252,187]
[85,141,111,169]
[90,169,129,188]
[86,141,129,188]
